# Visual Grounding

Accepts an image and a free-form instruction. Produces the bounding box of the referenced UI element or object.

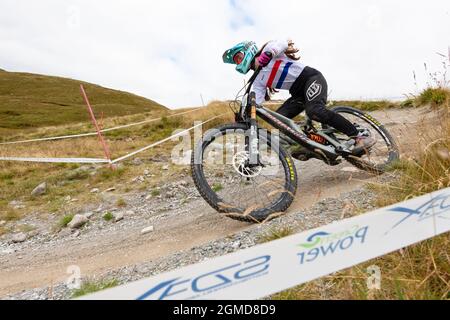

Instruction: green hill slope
[0,69,167,133]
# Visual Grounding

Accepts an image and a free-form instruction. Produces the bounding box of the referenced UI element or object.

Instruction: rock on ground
[11,233,27,243]
[31,182,47,196]
[67,214,88,229]
[114,212,124,222]
[141,226,154,234]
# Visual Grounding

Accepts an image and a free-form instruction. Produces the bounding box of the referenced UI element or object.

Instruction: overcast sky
[1,0,449,108]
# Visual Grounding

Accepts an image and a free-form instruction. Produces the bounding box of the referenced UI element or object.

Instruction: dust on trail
[0,106,432,297]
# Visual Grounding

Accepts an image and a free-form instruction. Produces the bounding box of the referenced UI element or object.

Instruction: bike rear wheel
[329,106,400,173]
[191,123,298,223]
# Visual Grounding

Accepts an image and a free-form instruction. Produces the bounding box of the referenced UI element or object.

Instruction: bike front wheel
[191,123,298,223]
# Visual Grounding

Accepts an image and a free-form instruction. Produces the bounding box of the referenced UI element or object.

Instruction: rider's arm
[262,39,290,58]
[253,81,266,105]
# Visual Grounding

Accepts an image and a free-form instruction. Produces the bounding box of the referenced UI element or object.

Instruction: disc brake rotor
[232,151,262,178]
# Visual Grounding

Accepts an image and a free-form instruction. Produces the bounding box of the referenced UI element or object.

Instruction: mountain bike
[191,71,400,223]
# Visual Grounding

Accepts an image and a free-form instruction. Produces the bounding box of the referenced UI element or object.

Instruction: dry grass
[0,100,234,233]
[417,87,450,108]
[272,91,450,300]
[328,87,449,111]
[0,226,8,236]
[116,198,127,208]
[0,209,22,221]
[373,108,450,206]
[328,100,403,111]
[258,226,295,243]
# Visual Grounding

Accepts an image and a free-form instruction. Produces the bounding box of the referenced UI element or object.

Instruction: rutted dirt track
[0,107,433,297]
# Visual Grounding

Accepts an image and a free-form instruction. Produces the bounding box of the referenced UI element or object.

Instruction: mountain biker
[222,39,376,154]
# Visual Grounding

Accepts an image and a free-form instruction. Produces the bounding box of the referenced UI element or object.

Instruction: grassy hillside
[0,69,167,135]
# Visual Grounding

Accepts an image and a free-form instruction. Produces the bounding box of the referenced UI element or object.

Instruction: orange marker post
[80,84,113,168]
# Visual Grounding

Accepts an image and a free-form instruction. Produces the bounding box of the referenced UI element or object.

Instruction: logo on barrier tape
[136,255,271,300]
[387,192,450,232]
[296,225,369,265]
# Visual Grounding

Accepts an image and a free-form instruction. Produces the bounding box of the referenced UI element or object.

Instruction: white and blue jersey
[252,40,306,105]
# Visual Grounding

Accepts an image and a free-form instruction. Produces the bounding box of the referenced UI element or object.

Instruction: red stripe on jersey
[266,60,282,88]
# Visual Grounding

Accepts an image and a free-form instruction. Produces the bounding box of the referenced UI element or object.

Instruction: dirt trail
[0,106,433,297]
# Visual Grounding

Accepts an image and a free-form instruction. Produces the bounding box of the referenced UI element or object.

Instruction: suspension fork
[248,92,259,165]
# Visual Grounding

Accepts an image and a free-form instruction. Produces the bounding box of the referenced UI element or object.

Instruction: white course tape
[82,187,450,300]
[0,108,201,145]
[0,113,226,164]
[0,157,109,164]
[111,113,226,164]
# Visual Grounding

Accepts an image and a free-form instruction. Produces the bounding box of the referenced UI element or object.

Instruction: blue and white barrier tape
[82,187,450,300]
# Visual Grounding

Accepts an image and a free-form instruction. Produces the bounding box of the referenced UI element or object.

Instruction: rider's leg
[276,96,305,119]
[302,73,358,137]
[302,73,376,153]
[274,97,311,157]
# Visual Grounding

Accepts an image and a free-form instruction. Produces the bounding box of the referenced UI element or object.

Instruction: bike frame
[256,105,341,158]
[238,69,351,162]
